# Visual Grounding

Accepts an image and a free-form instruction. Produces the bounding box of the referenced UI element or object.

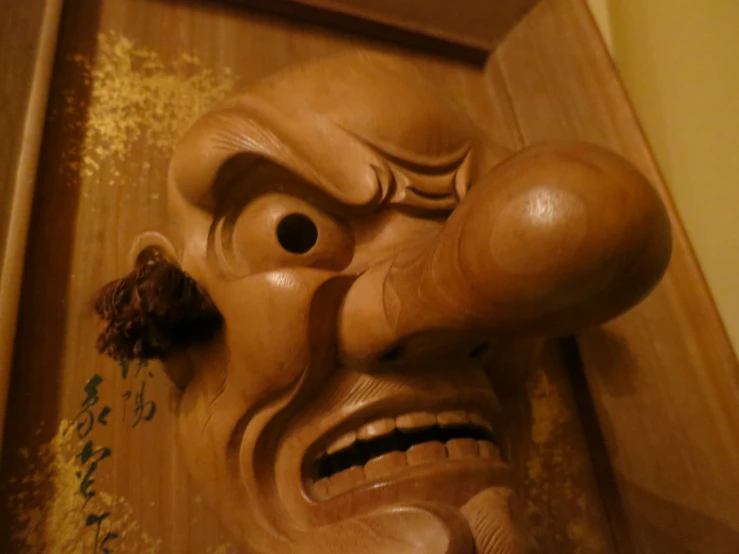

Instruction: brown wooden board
[0,1,615,551]
[228,0,540,53]
[0,0,736,552]
[0,0,62,452]
[496,0,739,551]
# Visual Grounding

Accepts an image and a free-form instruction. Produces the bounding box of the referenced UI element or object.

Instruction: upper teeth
[311,410,500,500]
[325,410,494,455]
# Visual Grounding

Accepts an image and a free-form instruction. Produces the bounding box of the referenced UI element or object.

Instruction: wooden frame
[225,0,540,53]
[0,0,736,552]
[0,0,63,450]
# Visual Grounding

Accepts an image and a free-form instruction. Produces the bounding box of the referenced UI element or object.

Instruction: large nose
[337,141,672,368]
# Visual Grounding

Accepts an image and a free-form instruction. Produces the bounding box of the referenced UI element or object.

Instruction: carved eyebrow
[350,136,473,212]
[210,154,385,220]
[357,135,473,175]
[170,106,389,215]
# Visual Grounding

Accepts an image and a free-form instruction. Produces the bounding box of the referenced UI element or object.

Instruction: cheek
[171,269,346,507]
[168,287,316,489]
[174,369,253,517]
[168,338,248,487]
[205,269,344,399]
[175,368,241,470]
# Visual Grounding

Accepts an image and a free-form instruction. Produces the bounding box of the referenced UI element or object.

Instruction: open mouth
[309,410,501,500]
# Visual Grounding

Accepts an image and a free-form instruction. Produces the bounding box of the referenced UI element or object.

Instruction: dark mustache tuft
[92,254,222,362]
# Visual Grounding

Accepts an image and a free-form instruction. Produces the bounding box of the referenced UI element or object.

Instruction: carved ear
[128,231,179,268]
[92,233,222,367]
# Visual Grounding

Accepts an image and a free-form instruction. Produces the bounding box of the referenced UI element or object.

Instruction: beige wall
[586,0,739,354]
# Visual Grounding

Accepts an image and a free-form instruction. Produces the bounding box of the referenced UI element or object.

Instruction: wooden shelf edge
[0,0,64,453]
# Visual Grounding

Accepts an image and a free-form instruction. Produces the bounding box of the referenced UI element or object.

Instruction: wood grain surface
[0,1,614,551]
[1,0,736,552]
[229,0,540,53]
[497,0,739,551]
[0,0,62,453]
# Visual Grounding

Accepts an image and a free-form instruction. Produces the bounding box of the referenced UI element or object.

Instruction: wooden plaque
[0,0,737,552]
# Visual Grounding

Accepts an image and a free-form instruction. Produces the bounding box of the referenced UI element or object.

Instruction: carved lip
[299,394,506,505]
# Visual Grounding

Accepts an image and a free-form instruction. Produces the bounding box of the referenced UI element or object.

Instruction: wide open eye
[212,193,354,276]
[276,213,319,254]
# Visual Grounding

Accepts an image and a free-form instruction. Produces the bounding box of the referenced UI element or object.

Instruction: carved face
[160,53,670,554]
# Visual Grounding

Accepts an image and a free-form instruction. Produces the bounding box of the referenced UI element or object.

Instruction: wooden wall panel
[496,0,739,551]
[0,0,613,552]
[503,341,619,554]
[0,0,62,451]
[3,0,735,552]
[230,0,540,52]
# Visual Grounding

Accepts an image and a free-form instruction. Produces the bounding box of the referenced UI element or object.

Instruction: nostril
[468,343,489,360]
[380,344,405,363]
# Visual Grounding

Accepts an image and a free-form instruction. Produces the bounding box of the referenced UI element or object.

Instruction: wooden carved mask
[95,52,671,553]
